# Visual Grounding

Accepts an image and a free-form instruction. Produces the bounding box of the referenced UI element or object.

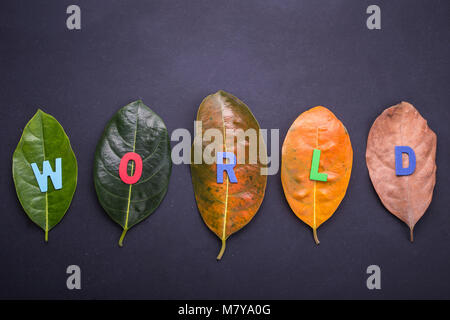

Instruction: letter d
[395,146,416,176]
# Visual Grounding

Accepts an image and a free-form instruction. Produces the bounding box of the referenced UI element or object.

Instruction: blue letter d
[395,146,416,176]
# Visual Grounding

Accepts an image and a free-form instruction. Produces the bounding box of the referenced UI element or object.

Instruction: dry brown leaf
[366,101,437,241]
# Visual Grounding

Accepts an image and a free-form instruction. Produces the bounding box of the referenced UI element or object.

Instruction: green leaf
[93,100,172,246]
[12,109,78,242]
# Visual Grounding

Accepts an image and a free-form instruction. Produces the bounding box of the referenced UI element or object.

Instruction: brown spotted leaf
[190,91,267,260]
[366,102,437,241]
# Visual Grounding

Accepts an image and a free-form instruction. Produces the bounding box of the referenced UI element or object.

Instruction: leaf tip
[35,108,46,116]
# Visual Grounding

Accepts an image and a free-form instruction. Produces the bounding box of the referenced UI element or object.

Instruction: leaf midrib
[219,99,229,241]
[313,127,318,231]
[39,112,49,240]
[399,113,412,228]
[124,105,139,231]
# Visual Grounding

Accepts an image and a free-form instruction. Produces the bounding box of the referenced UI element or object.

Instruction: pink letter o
[119,152,143,184]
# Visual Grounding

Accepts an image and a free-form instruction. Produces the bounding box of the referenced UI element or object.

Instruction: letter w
[31,158,63,192]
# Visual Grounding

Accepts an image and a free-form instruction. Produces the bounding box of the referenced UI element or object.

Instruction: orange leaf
[190,91,267,260]
[281,106,353,244]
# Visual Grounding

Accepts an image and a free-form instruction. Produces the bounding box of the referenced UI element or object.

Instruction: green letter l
[310,149,328,182]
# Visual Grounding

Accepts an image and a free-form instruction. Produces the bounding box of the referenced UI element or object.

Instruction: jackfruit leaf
[190,91,267,260]
[12,109,78,241]
[281,106,353,244]
[93,100,171,246]
[366,102,437,241]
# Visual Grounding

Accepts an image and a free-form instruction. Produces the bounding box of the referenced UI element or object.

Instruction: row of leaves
[12,92,436,259]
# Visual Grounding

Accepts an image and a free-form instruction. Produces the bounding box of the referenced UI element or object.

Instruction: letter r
[217,152,237,183]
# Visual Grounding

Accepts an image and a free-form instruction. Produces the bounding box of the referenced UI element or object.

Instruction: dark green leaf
[93,100,172,246]
[12,109,78,241]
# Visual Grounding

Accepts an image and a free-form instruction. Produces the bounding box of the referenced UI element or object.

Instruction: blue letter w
[31,158,63,192]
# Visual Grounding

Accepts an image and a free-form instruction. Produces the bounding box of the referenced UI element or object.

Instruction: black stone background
[0,0,449,299]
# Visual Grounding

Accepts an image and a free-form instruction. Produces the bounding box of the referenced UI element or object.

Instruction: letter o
[119,152,143,184]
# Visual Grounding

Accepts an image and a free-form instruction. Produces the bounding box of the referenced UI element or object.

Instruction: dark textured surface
[0,0,448,299]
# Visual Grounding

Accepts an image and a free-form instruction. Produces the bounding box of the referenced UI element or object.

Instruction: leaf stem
[216,239,226,260]
[410,227,414,243]
[313,228,320,245]
[45,230,48,242]
[119,228,128,247]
